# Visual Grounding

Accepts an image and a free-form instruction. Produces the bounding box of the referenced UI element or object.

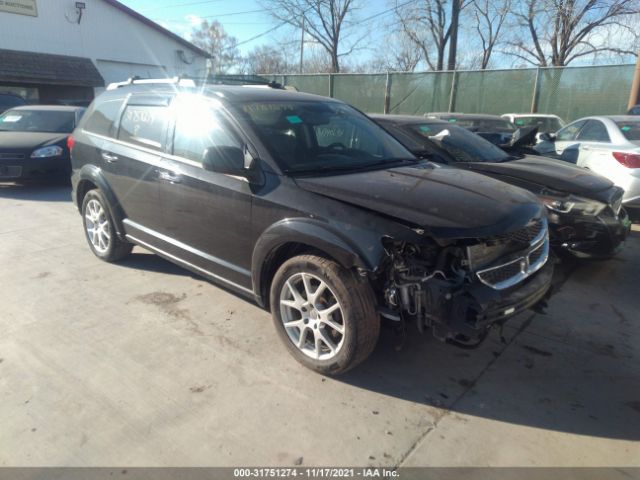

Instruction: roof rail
[205,74,284,89]
[106,76,196,91]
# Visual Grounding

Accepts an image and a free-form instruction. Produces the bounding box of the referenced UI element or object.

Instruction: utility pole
[447,0,461,71]
[299,17,305,74]
[628,51,640,110]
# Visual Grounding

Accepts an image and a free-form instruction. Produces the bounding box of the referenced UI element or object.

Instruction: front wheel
[270,254,380,375]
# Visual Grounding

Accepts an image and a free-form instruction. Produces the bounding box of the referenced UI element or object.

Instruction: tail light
[67,135,75,152]
[612,151,640,168]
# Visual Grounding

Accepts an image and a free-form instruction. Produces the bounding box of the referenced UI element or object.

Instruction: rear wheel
[270,254,380,375]
[81,189,132,262]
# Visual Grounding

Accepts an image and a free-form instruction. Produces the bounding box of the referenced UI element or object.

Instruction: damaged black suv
[70,79,553,374]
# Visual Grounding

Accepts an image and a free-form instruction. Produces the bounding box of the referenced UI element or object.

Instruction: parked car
[371,114,630,258]
[534,116,640,219]
[0,105,85,182]
[426,112,516,146]
[627,105,640,115]
[501,113,565,134]
[70,79,554,374]
[0,92,26,114]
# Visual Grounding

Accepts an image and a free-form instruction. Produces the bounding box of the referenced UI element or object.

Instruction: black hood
[464,155,614,199]
[295,163,544,239]
[0,132,68,151]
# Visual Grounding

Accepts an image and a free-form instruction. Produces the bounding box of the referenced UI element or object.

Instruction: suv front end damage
[377,217,553,347]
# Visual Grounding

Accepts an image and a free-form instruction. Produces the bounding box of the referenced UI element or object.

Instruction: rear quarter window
[83,99,123,137]
[117,105,169,151]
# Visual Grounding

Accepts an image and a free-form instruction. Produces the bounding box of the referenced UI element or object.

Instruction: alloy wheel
[85,199,111,254]
[279,272,345,360]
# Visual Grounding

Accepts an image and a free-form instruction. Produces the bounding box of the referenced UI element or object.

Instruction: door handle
[101,152,119,163]
[157,170,182,183]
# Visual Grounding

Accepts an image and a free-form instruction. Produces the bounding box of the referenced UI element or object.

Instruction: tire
[81,189,132,262]
[270,254,380,375]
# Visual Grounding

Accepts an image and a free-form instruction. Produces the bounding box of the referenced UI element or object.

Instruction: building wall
[0,0,208,91]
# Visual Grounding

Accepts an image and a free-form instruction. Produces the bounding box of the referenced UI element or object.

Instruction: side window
[576,120,610,142]
[172,99,241,163]
[556,120,586,141]
[84,99,122,137]
[118,105,170,151]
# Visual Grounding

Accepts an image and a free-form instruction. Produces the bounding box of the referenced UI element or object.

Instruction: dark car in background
[426,112,516,146]
[0,92,26,114]
[0,105,85,182]
[372,114,630,258]
[628,105,640,115]
[69,79,554,374]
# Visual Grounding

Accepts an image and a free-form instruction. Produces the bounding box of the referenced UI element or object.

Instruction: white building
[0,0,209,105]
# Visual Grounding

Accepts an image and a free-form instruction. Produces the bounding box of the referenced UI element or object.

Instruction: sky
[119,0,392,60]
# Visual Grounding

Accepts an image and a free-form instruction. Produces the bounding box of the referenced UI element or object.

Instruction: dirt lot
[0,182,639,467]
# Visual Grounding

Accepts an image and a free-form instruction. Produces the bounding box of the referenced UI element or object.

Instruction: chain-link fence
[267,64,635,121]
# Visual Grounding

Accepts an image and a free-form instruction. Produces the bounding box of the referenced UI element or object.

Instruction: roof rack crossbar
[106,76,196,90]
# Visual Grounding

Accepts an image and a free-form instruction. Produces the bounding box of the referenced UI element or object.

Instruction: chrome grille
[0,153,25,160]
[476,219,549,290]
[490,218,544,245]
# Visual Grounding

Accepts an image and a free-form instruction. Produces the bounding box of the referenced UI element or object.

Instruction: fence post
[628,51,640,110]
[448,70,458,112]
[328,73,334,98]
[384,72,392,114]
[530,67,541,113]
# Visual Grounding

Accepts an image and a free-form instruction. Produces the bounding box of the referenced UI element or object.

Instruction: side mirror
[202,145,252,176]
[510,126,538,148]
[538,132,555,142]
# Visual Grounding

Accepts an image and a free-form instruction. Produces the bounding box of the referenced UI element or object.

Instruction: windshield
[443,117,515,133]
[0,109,76,133]
[410,123,511,163]
[512,116,563,133]
[616,120,640,141]
[236,101,415,174]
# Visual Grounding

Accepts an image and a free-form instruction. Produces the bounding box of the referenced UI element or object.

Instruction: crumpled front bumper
[430,259,554,345]
[548,209,631,258]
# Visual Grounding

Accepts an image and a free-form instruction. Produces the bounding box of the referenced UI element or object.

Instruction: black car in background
[0,92,26,114]
[0,105,85,182]
[69,79,554,374]
[628,105,640,115]
[372,114,630,259]
[426,112,516,146]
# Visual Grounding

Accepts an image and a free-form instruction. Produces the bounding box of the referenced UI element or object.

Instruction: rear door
[103,93,173,236]
[154,94,254,289]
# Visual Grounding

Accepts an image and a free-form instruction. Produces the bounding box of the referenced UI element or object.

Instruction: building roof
[103,0,211,59]
[0,48,104,87]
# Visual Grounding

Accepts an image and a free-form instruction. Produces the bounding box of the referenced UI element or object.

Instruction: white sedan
[535,116,640,216]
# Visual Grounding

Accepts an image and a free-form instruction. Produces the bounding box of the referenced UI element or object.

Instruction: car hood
[0,132,68,150]
[463,155,614,198]
[295,163,544,239]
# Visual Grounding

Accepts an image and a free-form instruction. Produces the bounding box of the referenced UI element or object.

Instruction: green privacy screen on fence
[269,64,634,122]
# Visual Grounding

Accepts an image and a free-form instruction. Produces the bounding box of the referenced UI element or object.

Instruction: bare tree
[470,0,511,69]
[265,0,361,73]
[369,32,423,72]
[394,0,469,71]
[191,20,241,74]
[504,0,640,67]
[242,45,292,74]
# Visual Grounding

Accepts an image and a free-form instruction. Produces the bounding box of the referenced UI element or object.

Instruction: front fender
[251,218,386,305]
[73,164,126,239]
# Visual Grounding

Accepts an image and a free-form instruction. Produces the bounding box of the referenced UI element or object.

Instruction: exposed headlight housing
[539,194,606,217]
[31,146,63,158]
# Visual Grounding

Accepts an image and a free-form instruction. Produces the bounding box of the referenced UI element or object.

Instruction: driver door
[536,120,586,163]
